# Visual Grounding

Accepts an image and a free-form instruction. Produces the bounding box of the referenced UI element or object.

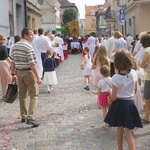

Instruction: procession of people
[1,27,150,150]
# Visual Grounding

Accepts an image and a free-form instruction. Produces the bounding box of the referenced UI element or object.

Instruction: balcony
[104,10,116,22]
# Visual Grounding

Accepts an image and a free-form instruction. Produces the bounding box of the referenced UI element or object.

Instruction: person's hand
[107,96,113,107]
[92,90,98,94]
[12,75,17,83]
[37,77,42,84]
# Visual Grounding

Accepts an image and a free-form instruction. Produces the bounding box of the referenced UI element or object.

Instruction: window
[129,18,131,26]
[91,10,95,15]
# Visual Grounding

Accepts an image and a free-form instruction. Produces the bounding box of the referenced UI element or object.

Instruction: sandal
[140,115,150,124]
[84,86,90,90]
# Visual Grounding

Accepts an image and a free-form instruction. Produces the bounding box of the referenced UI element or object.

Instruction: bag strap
[103,78,112,88]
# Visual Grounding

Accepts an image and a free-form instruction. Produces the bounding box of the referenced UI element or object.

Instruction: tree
[62,8,78,25]
[61,23,70,37]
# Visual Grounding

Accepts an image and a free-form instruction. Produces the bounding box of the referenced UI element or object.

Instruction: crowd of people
[0,27,150,149]
[79,30,150,150]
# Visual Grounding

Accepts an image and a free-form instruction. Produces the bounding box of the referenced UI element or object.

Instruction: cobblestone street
[0,54,150,150]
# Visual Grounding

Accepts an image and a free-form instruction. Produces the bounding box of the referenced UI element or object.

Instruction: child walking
[93,65,111,128]
[42,50,58,93]
[92,45,110,86]
[80,46,92,90]
[104,50,142,150]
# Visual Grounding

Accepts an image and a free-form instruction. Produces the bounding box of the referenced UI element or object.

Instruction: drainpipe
[24,0,27,27]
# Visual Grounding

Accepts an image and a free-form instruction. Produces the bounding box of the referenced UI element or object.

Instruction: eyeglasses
[0,38,5,40]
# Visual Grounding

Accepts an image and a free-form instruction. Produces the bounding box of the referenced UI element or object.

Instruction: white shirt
[112,69,137,98]
[37,35,53,53]
[31,34,39,54]
[126,36,134,46]
[87,36,95,45]
[97,77,112,92]
[6,39,13,48]
[107,36,115,58]
[133,40,142,53]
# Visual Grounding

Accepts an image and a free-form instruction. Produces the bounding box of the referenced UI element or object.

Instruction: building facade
[0,0,26,37]
[85,5,97,36]
[27,0,42,29]
[105,0,150,36]
[0,0,9,36]
[40,0,61,33]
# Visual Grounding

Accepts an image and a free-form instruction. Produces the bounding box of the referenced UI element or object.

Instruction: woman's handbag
[4,83,18,103]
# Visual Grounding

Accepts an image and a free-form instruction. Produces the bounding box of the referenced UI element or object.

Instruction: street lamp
[116,0,127,8]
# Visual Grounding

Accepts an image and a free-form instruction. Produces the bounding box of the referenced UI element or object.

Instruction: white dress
[83,55,92,76]
[134,70,144,112]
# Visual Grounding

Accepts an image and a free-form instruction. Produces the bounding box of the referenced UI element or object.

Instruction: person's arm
[11,62,17,82]
[30,63,42,84]
[92,87,101,94]
[139,52,149,68]
[134,81,138,94]
[109,84,117,101]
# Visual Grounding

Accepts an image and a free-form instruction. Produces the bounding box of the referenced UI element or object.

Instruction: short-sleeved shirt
[97,77,111,92]
[111,69,137,98]
[144,47,150,80]
[0,44,8,60]
[11,39,36,69]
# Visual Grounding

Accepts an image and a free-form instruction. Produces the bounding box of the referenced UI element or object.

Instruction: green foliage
[62,8,78,25]
[61,8,78,37]
[61,23,70,37]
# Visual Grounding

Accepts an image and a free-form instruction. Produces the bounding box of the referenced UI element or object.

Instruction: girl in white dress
[80,46,92,90]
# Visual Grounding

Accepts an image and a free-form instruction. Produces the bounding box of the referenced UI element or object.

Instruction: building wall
[13,0,26,36]
[110,0,150,36]
[0,0,9,36]
[85,6,97,35]
[41,0,61,33]
[27,0,42,29]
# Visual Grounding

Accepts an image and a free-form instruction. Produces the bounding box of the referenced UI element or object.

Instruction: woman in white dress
[80,46,92,90]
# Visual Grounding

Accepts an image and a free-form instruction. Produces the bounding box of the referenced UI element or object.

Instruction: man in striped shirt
[11,28,42,127]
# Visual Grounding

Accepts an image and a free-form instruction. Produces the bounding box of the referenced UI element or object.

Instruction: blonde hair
[48,34,55,41]
[93,46,109,67]
[114,31,123,39]
[0,34,5,40]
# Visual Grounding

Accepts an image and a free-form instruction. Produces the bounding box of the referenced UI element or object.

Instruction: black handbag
[4,83,18,103]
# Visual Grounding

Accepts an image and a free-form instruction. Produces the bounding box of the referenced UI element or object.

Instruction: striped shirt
[11,39,36,69]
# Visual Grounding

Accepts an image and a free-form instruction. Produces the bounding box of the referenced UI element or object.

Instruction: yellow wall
[27,2,41,29]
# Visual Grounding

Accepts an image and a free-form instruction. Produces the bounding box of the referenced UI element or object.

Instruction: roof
[85,6,98,16]
[60,0,78,11]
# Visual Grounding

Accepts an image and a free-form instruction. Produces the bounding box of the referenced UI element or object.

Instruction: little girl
[105,50,142,150]
[92,46,110,86]
[80,46,92,90]
[93,65,111,128]
[42,50,58,93]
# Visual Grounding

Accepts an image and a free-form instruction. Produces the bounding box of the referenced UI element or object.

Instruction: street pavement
[0,54,150,150]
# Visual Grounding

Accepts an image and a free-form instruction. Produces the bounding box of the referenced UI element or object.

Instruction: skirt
[0,60,12,86]
[104,99,143,129]
[97,92,110,108]
[42,71,57,85]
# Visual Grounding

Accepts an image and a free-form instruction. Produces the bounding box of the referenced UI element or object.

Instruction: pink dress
[0,60,12,88]
[96,77,111,108]
[92,64,102,86]
[97,92,110,108]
